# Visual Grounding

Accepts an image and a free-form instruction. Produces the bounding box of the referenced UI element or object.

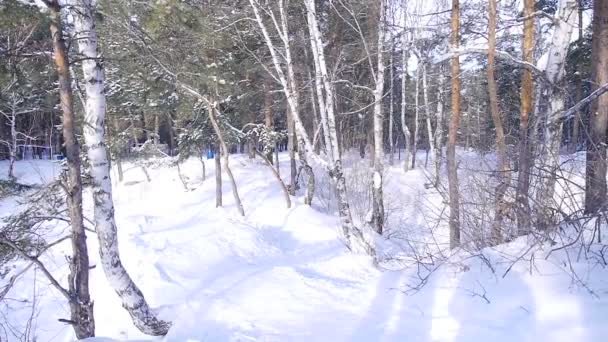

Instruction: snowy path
[1,157,607,341]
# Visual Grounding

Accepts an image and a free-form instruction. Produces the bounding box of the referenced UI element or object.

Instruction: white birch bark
[71,0,170,335]
[248,0,313,155]
[249,0,316,204]
[388,44,395,165]
[372,0,386,235]
[422,63,435,155]
[535,0,578,230]
[412,65,420,168]
[434,71,445,186]
[304,0,375,254]
[401,32,412,172]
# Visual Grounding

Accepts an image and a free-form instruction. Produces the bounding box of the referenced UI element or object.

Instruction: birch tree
[371,0,386,235]
[44,0,94,336]
[70,0,170,335]
[412,62,420,169]
[448,0,462,249]
[401,15,412,172]
[422,62,435,156]
[535,0,578,230]
[487,0,508,244]
[303,0,374,254]
[388,42,395,166]
[248,0,315,205]
[434,69,445,186]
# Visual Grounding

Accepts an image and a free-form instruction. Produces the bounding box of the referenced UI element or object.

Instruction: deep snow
[1,152,607,341]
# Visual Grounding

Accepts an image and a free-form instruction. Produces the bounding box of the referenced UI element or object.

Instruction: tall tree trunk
[264,79,274,163]
[448,0,462,249]
[487,0,508,244]
[434,70,445,186]
[129,112,151,182]
[207,100,245,216]
[303,0,374,254]
[571,0,584,153]
[250,0,370,253]
[584,0,608,213]
[422,63,435,155]
[412,67,420,169]
[250,0,315,202]
[71,0,170,335]
[372,0,386,235]
[110,116,124,182]
[516,0,535,235]
[389,44,395,166]
[47,1,94,337]
[535,0,578,230]
[287,109,298,196]
[215,148,222,207]
[401,26,412,172]
[7,102,16,180]
[298,142,315,205]
[309,68,323,155]
[198,152,206,181]
[274,143,280,175]
[153,114,160,145]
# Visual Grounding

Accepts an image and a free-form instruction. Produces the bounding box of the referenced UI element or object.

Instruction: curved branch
[0,236,70,300]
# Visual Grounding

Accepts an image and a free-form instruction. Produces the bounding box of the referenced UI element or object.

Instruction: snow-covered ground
[1,153,607,341]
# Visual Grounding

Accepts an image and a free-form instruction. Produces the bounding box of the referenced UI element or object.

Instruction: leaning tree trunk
[516,0,535,235]
[584,0,608,213]
[535,0,578,231]
[47,1,94,337]
[207,99,245,216]
[487,0,509,244]
[448,0,462,249]
[72,0,170,335]
[371,0,386,235]
[255,149,291,208]
[277,2,315,205]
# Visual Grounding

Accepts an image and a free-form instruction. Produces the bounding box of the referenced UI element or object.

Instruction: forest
[0,0,607,340]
